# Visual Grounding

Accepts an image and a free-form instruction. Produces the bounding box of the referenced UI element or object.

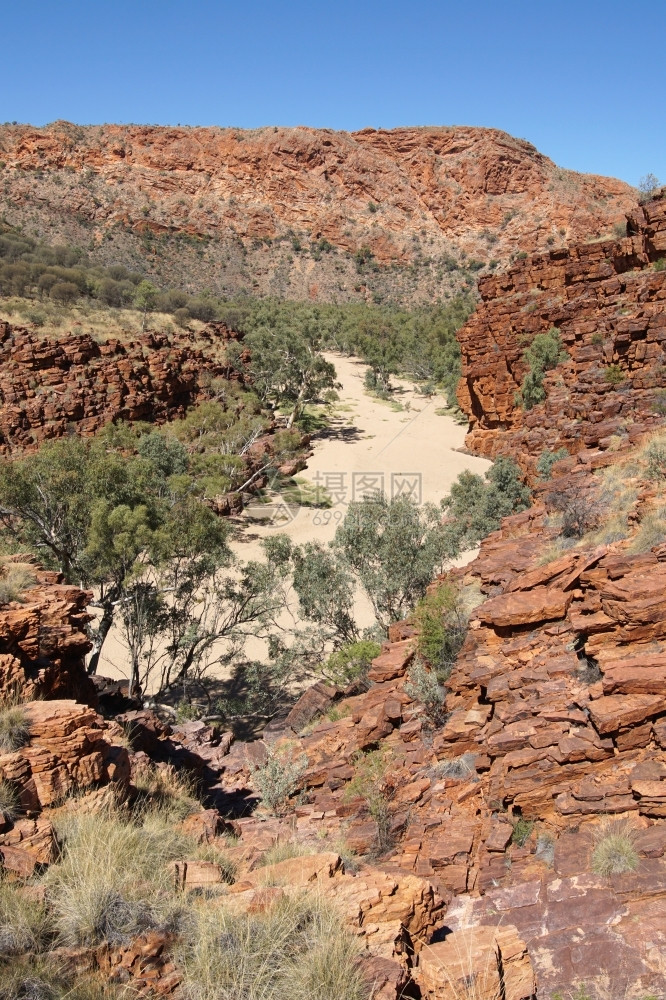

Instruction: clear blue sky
[3,0,664,188]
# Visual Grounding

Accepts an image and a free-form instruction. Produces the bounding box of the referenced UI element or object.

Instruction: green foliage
[536,447,569,481]
[253,745,308,815]
[278,537,360,646]
[441,456,531,556]
[323,640,381,686]
[516,327,567,410]
[332,493,449,630]
[511,818,535,847]
[414,582,470,679]
[603,363,625,385]
[654,257,666,272]
[645,441,666,480]
[246,322,338,428]
[346,749,394,853]
[0,423,290,696]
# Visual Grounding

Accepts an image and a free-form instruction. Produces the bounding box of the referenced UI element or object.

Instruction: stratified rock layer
[457,192,666,470]
[0,320,246,453]
[0,558,96,704]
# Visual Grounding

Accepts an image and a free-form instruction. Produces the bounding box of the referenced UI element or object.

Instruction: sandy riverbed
[95,353,490,684]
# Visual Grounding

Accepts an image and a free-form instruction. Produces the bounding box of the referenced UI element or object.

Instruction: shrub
[516,327,567,410]
[405,658,445,722]
[638,173,660,200]
[511,817,535,847]
[174,306,191,328]
[323,640,381,686]
[536,447,569,481]
[347,749,395,854]
[414,582,471,678]
[0,705,31,751]
[50,281,79,305]
[590,819,639,877]
[603,363,625,385]
[253,745,308,815]
[653,257,666,272]
[441,456,531,555]
[548,483,605,538]
[645,440,666,480]
[653,390,666,415]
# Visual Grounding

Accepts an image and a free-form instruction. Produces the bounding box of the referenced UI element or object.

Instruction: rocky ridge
[0,122,635,304]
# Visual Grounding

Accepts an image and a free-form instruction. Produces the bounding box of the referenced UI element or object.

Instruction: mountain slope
[0,122,635,305]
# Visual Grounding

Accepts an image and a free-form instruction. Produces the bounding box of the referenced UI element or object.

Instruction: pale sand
[95,353,491,684]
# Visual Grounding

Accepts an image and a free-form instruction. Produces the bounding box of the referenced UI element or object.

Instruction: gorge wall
[0,320,247,453]
[0,122,635,304]
[457,191,666,472]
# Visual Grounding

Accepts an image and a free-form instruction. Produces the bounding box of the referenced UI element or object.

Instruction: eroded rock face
[457,192,666,470]
[0,320,247,454]
[0,560,96,705]
[0,122,634,303]
[0,700,129,812]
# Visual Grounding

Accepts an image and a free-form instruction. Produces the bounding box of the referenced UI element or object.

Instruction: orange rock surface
[457,191,666,469]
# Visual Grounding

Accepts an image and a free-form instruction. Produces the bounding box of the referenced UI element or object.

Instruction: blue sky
[2,0,664,187]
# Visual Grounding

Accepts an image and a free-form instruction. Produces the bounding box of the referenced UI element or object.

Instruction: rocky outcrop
[0,122,634,304]
[0,558,96,704]
[0,320,247,454]
[0,699,130,875]
[457,192,666,470]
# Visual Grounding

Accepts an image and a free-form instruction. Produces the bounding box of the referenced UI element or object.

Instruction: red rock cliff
[457,192,666,470]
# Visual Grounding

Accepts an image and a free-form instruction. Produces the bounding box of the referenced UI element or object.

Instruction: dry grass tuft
[0,779,20,820]
[175,891,373,1000]
[132,762,201,821]
[0,883,51,958]
[435,753,477,780]
[257,839,316,868]
[0,563,37,606]
[590,819,639,877]
[628,507,666,553]
[0,704,31,752]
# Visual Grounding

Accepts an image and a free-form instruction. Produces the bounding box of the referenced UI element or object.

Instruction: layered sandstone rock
[0,559,96,704]
[457,192,666,470]
[0,320,247,454]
